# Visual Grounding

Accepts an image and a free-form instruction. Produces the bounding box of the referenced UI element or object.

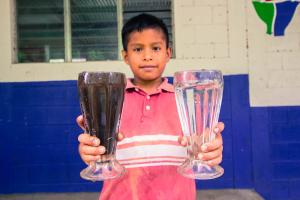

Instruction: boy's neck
[133,78,163,94]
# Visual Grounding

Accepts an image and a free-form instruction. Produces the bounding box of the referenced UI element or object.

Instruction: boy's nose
[143,49,153,61]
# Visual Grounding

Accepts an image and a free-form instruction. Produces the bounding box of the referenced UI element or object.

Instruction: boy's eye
[153,46,161,51]
[133,47,142,52]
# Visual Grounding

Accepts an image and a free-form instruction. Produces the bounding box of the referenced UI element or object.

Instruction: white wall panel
[247,1,300,106]
[1,0,300,106]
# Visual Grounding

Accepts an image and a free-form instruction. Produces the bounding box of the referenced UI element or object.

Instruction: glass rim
[174,69,222,75]
[78,71,125,76]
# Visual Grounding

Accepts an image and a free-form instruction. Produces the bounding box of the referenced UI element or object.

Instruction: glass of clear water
[174,70,224,180]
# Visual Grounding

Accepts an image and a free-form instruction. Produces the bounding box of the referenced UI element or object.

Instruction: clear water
[175,80,223,158]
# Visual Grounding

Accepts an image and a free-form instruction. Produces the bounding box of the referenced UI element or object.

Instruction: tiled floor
[0,189,264,200]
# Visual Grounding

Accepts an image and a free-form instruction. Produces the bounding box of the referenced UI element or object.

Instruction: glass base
[80,159,125,182]
[178,159,224,180]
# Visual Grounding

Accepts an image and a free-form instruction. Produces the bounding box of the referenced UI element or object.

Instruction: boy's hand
[178,122,224,167]
[76,115,124,165]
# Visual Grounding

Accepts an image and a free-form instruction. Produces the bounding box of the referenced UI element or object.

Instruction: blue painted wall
[0,75,299,200]
[251,106,300,200]
[0,81,102,193]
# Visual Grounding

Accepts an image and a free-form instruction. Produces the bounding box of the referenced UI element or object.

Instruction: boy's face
[122,28,171,84]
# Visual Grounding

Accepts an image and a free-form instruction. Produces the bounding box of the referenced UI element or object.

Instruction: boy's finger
[198,145,223,161]
[201,133,223,152]
[76,115,85,131]
[117,133,124,141]
[81,155,101,165]
[214,122,225,134]
[178,136,188,146]
[206,155,223,167]
[79,144,106,156]
[78,133,100,146]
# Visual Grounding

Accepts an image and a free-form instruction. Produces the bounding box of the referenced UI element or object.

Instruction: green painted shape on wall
[253,1,275,35]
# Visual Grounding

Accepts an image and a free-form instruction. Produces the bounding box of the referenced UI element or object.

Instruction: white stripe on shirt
[117,134,179,145]
[116,134,187,168]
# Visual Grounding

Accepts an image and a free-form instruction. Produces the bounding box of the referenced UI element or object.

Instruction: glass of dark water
[174,70,224,180]
[78,71,126,181]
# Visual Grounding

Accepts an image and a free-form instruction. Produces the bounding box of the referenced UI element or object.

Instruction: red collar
[126,78,174,93]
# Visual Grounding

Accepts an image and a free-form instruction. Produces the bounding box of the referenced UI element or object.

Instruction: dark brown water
[78,72,126,155]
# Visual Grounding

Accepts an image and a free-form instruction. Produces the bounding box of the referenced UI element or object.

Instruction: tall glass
[77,71,126,181]
[174,70,224,180]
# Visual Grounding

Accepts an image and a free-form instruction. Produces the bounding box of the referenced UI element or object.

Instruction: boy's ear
[166,47,172,61]
[121,50,129,64]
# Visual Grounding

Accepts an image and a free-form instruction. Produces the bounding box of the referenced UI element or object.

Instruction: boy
[77,14,224,200]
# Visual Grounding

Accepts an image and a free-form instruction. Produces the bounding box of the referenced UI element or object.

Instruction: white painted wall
[247,1,300,106]
[173,0,247,75]
[0,0,299,106]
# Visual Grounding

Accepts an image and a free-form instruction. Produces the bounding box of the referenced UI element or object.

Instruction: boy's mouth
[139,65,157,70]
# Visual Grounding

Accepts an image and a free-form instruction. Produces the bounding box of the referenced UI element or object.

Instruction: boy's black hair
[121,13,169,51]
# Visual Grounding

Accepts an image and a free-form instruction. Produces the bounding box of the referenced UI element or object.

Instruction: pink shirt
[99,78,196,200]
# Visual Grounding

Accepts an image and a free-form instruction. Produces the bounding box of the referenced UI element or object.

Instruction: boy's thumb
[76,115,85,131]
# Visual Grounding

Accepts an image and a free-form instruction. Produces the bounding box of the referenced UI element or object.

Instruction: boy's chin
[134,76,163,83]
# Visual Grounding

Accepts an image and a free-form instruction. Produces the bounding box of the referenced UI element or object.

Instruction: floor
[0,189,264,200]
